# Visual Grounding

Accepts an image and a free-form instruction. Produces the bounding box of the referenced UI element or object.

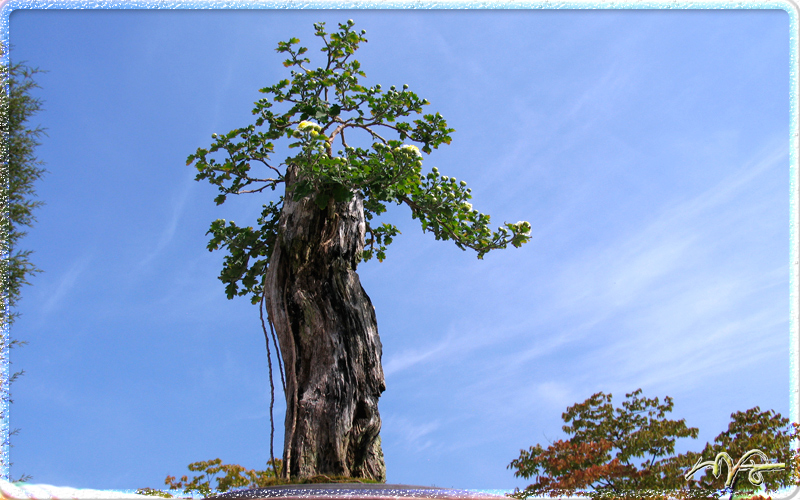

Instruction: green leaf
[331,184,352,203]
[315,193,330,210]
[191,20,532,305]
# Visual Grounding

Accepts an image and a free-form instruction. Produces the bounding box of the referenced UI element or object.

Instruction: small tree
[0,46,46,483]
[160,458,282,497]
[189,20,531,481]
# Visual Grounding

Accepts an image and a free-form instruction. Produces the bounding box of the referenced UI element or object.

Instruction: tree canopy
[188,20,531,305]
[508,389,700,499]
[507,389,794,500]
[683,407,795,496]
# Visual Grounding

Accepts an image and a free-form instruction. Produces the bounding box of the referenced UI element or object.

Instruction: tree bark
[264,166,387,481]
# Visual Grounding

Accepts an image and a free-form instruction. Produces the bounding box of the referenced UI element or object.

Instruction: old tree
[189,21,531,482]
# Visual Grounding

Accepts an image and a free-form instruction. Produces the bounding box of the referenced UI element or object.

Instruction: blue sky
[5,7,792,494]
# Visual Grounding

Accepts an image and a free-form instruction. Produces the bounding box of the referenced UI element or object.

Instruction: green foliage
[683,408,795,497]
[151,458,381,498]
[204,201,280,304]
[508,390,797,500]
[188,20,532,304]
[163,458,284,497]
[0,46,45,484]
[1,53,46,327]
[508,389,701,499]
[135,488,175,498]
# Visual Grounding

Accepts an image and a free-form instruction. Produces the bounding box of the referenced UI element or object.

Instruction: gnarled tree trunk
[264,166,387,481]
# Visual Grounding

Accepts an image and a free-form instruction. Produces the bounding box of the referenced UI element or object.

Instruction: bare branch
[356,124,387,144]
[241,175,283,184]
[254,157,283,176]
[236,181,284,195]
[364,222,376,255]
[327,121,347,149]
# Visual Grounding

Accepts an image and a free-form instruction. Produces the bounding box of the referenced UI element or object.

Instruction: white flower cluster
[297,120,321,132]
[395,144,422,157]
[294,121,324,139]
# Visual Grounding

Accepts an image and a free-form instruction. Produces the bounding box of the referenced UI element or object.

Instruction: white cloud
[383,335,453,377]
[41,254,93,316]
[555,141,786,310]
[536,143,790,390]
[563,62,630,125]
[382,413,442,453]
[134,176,194,272]
[383,319,521,378]
[416,142,789,428]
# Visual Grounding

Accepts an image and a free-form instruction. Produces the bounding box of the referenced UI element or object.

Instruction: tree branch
[236,181,284,195]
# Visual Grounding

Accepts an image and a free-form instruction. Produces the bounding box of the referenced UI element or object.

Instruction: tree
[0,46,46,483]
[161,458,282,497]
[189,20,531,481]
[507,389,700,499]
[682,408,795,498]
[507,390,795,500]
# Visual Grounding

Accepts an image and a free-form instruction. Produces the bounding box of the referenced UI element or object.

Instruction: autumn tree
[508,390,795,500]
[0,48,46,483]
[155,458,283,498]
[189,20,531,482]
[507,389,701,499]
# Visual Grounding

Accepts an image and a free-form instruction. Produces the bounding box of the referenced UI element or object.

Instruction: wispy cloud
[562,62,631,126]
[40,254,93,316]
[394,141,789,430]
[383,334,454,377]
[528,141,788,388]
[383,320,520,378]
[134,176,194,273]
[382,413,442,453]
[553,141,785,300]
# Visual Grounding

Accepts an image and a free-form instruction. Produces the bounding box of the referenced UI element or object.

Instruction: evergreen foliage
[0,46,45,484]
